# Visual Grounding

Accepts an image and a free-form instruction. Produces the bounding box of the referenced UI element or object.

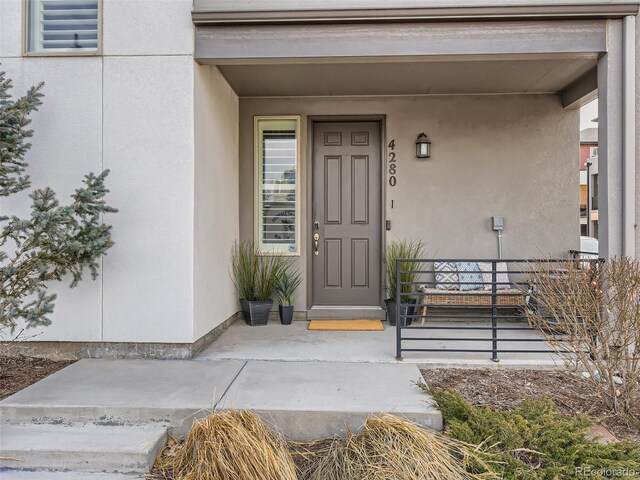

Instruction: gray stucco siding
[239,94,579,310]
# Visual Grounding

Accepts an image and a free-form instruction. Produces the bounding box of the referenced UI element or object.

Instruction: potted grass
[276,267,302,325]
[383,239,426,326]
[231,240,290,326]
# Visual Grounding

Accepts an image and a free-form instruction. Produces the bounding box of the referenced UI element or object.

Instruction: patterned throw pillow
[434,262,459,290]
[477,262,511,290]
[456,262,483,291]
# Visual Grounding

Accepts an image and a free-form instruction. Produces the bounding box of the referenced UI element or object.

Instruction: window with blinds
[255,117,300,255]
[27,0,100,53]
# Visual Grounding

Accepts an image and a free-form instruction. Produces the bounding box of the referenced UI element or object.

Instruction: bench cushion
[477,261,511,290]
[456,262,483,291]
[434,261,459,290]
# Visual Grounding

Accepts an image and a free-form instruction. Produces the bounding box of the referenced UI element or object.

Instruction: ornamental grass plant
[303,414,497,480]
[383,239,426,302]
[230,240,293,301]
[157,410,297,480]
[276,267,302,306]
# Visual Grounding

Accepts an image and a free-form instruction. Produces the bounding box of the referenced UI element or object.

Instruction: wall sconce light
[415,132,431,159]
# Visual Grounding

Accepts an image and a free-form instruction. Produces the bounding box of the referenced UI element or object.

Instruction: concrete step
[0,359,245,425]
[210,361,443,441]
[0,471,144,479]
[1,358,443,445]
[0,424,167,473]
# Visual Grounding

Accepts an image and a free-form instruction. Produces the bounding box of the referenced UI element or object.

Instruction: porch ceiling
[218,56,596,97]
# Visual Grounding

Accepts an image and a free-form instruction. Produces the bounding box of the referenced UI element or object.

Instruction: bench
[416,261,530,324]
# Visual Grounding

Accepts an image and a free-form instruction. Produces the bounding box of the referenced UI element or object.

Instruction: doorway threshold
[308,306,385,320]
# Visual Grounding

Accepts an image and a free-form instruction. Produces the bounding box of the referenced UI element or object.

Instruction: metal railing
[394,258,601,362]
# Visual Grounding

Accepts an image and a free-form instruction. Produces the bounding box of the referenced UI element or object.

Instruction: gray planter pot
[279,305,294,325]
[240,299,273,326]
[385,298,415,326]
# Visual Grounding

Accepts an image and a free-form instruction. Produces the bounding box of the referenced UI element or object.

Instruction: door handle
[313,233,320,256]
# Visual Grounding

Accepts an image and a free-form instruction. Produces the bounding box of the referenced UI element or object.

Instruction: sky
[580,99,598,131]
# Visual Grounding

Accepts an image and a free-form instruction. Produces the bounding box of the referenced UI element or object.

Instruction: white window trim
[254,115,301,256]
[22,0,103,56]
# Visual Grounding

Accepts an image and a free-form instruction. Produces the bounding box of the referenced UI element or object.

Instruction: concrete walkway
[197,320,561,368]
[0,358,441,476]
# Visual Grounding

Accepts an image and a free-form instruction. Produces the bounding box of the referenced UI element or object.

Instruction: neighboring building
[580,127,599,237]
[1,0,640,358]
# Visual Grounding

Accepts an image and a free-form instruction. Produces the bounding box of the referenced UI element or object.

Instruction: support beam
[636,14,640,257]
[598,20,624,258]
[623,16,636,257]
[195,20,606,64]
[561,67,598,109]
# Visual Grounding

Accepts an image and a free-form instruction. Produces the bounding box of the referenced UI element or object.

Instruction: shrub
[527,257,640,416]
[427,386,640,480]
[0,70,116,332]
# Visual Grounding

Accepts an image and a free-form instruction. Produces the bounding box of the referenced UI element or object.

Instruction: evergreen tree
[0,70,116,331]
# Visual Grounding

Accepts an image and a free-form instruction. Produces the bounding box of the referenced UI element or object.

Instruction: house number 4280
[388,139,397,187]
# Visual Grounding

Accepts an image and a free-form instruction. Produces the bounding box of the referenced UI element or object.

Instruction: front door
[312,121,381,306]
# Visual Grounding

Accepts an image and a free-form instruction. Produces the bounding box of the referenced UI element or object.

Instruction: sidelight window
[255,116,300,255]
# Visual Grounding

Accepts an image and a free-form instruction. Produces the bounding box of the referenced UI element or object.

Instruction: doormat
[308,320,384,331]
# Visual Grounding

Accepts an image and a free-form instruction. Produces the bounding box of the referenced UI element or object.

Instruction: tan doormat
[308,320,384,331]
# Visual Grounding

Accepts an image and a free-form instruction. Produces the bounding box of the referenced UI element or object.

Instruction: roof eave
[192,3,640,26]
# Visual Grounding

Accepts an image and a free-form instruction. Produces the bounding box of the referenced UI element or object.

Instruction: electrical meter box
[492,216,504,231]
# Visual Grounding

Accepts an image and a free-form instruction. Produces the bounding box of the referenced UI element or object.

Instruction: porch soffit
[192,1,639,25]
[216,56,597,97]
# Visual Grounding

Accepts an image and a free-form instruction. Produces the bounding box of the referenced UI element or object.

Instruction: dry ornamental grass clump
[157,410,297,480]
[304,414,498,480]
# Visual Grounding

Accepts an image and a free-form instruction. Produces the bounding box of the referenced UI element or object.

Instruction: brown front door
[312,121,382,306]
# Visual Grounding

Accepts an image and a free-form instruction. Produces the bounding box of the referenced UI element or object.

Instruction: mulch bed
[0,355,74,400]
[421,368,640,442]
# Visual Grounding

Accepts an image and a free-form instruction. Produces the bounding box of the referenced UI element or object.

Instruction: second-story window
[26,0,100,54]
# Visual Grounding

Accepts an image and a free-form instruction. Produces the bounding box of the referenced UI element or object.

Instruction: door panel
[312,122,381,306]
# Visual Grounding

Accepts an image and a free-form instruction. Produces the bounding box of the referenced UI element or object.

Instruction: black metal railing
[394,258,601,362]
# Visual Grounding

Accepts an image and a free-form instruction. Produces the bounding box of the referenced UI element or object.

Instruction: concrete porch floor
[196,319,562,368]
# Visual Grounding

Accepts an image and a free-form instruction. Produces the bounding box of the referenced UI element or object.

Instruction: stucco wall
[0,0,198,343]
[240,94,579,310]
[193,65,239,341]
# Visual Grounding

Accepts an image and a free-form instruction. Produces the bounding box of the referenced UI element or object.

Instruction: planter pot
[240,299,273,326]
[385,298,416,327]
[279,305,294,325]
